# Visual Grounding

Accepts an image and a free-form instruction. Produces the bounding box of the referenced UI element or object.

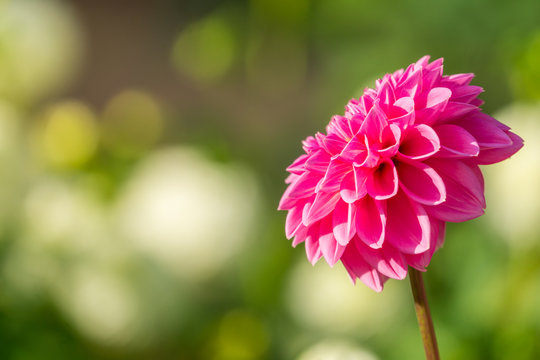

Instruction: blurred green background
[0,0,539,359]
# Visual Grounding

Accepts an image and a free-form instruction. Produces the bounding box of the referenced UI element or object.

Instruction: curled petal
[341,244,384,292]
[355,196,387,249]
[379,124,401,157]
[398,124,440,160]
[396,160,446,206]
[404,218,444,271]
[366,159,398,200]
[362,136,380,168]
[417,87,452,124]
[390,97,415,128]
[434,124,480,158]
[360,101,388,143]
[340,166,368,203]
[426,87,452,111]
[386,191,431,254]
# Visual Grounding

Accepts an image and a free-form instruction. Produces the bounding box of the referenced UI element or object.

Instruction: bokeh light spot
[115,147,260,281]
[35,101,98,169]
[171,13,236,83]
[101,90,163,158]
[0,0,83,104]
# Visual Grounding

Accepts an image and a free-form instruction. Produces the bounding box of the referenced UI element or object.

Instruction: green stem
[409,268,440,360]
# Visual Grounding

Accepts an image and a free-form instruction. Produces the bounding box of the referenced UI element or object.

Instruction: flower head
[278,56,523,291]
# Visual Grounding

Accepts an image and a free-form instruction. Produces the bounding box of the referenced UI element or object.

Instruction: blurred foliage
[0,0,539,359]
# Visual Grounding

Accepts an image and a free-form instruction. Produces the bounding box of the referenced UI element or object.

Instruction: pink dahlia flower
[278,56,523,292]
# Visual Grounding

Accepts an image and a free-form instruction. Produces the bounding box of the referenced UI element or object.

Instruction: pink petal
[324,133,347,155]
[450,85,483,103]
[305,223,322,265]
[437,102,478,123]
[302,136,319,153]
[360,101,388,143]
[285,205,304,239]
[355,240,408,280]
[475,131,524,165]
[345,99,362,118]
[422,58,444,89]
[277,183,305,210]
[366,159,398,200]
[404,217,443,271]
[415,55,431,67]
[327,115,354,140]
[317,159,351,193]
[390,97,415,128]
[426,87,452,111]
[305,150,331,173]
[303,191,341,226]
[385,191,431,254]
[292,225,308,247]
[355,196,387,249]
[319,216,347,266]
[396,160,446,206]
[378,124,401,157]
[348,113,364,135]
[440,73,475,87]
[341,245,384,292]
[416,87,452,124]
[340,166,368,203]
[339,136,367,163]
[377,78,396,111]
[285,173,299,185]
[398,124,440,160]
[424,159,485,222]
[397,67,422,98]
[453,112,512,148]
[333,200,357,245]
[361,136,381,168]
[434,124,480,158]
[286,154,308,174]
[286,171,321,198]
[360,92,375,115]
